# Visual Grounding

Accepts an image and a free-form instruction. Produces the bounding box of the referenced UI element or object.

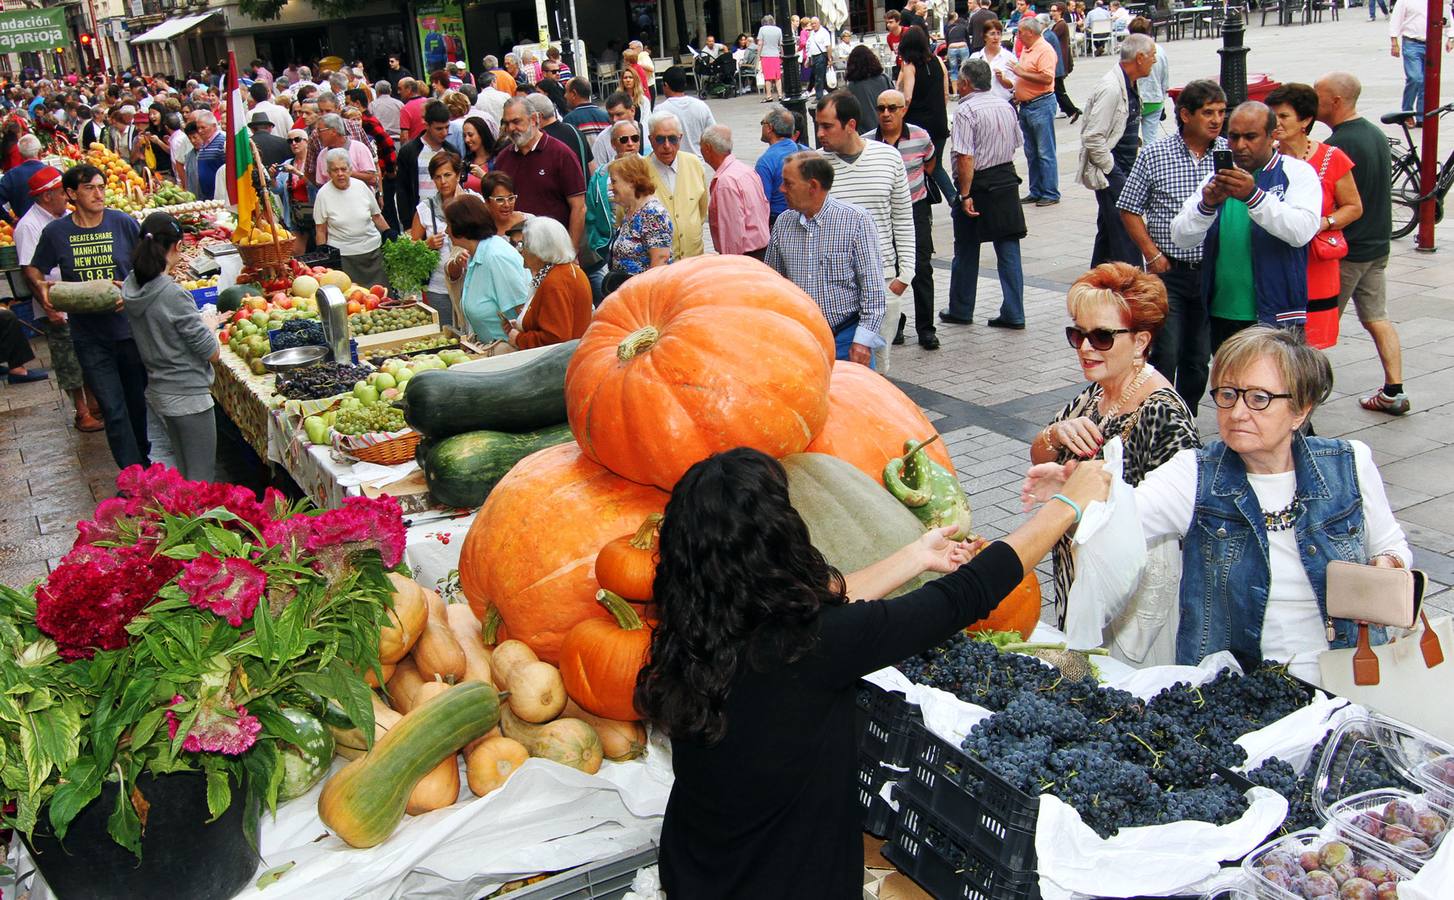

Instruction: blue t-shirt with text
[31,209,141,341]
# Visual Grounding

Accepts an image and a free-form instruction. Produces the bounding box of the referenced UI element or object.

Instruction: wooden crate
[350,302,441,349]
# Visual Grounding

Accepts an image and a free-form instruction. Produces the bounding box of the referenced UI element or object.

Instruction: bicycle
[1384,102,1454,239]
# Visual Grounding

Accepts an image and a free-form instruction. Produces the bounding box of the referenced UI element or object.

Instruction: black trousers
[0,305,36,369]
[1091,165,1139,268]
[908,198,936,335]
[1149,265,1212,416]
[1054,75,1080,117]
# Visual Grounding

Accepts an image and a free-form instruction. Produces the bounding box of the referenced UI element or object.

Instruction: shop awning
[130,10,218,44]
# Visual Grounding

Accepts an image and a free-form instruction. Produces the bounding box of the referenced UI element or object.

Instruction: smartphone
[1213,149,1234,172]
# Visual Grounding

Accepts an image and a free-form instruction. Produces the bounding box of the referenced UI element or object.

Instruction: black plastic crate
[901,721,1040,873]
[295,246,342,270]
[856,680,921,768]
[884,785,1040,900]
[857,751,898,837]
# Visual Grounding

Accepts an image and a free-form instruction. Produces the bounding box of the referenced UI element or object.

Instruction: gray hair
[328,72,348,92]
[610,118,641,140]
[504,53,519,65]
[194,109,217,128]
[961,59,992,93]
[373,80,391,96]
[275,76,291,91]
[316,92,340,110]
[521,49,538,63]
[323,147,352,170]
[521,216,577,265]
[298,66,312,80]
[647,112,682,135]
[318,113,347,137]
[1018,16,1043,34]
[762,14,775,25]
[503,96,533,120]
[1210,325,1333,414]
[17,134,41,159]
[1120,33,1155,61]
[700,124,732,155]
[525,93,557,120]
[763,105,795,138]
[483,55,499,68]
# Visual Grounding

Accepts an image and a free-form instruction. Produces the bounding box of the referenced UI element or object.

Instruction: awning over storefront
[130,10,218,44]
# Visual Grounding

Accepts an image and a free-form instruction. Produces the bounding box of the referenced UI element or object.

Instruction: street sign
[0,8,67,54]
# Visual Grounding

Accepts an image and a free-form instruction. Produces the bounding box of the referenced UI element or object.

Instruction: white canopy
[130,11,218,45]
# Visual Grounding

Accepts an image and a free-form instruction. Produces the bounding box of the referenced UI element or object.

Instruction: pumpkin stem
[617,326,661,362]
[629,513,664,551]
[482,606,503,645]
[899,433,943,462]
[596,589,645,631]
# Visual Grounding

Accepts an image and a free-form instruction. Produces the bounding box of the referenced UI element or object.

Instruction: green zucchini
[277,707,336,801]
[400,340,577,439]
[48,280,123,314]
[421,423,575,509]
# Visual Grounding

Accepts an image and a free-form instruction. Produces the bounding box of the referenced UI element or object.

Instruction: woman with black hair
[121,212,220,481]
[637,447,1110,898]
[844,45,893,136]
[896,25,955,204]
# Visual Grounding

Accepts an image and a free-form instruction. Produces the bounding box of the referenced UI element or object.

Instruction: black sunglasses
[651,134,681,145]
[1208,386,1293,411]
[1066,326,1130,351]
[616,134,641,144]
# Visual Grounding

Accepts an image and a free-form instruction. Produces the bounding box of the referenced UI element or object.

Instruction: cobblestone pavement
[2,15,1450,624]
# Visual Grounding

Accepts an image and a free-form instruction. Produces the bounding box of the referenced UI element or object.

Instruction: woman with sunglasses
[276,128,315,255]
[1025,326,1410,681]
[1030,263,1199,666]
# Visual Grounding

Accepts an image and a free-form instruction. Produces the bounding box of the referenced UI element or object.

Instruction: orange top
[516,263,593,350]
[1013,39,1057,104]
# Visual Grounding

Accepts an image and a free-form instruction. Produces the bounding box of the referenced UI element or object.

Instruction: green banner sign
[0,8,68,54]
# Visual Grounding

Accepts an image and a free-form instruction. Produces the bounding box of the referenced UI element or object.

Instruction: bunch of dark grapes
[1157,781,1251,826]
[1245,730,1414,835]
[896,633,1065,711]
[269,319,326,352]
[276,362,374,400]
[1145,664,1310,768]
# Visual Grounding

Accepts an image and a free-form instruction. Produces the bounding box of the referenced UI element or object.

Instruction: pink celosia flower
[35,543,183,659]
[166,694,262,756]
[177,555,266,626]
[262,516,312,557]
[304,496,406,569]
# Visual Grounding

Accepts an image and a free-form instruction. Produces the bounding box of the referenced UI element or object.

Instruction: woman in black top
[844,46,893,136]
[896,26,954,204]
[637,448,1109,899]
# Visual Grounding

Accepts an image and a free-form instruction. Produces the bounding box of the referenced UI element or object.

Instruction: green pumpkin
[277,707,336,801]
[782,452,936,598]
[884,436,974,540]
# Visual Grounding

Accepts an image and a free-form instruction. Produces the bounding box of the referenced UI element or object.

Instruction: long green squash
[318,681,501,848]
[400,340,577,439]
[420,423,575,509]
[48,281,123,315]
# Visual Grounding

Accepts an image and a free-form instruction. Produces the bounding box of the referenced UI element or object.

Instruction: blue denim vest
[1176,434,1383,667]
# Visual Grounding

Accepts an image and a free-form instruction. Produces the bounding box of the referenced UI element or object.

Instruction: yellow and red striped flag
[224,51,258,236]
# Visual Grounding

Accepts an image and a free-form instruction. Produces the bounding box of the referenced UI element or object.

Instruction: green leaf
[16,639,58,668]
[325,660,374,748]
[107,778,143,858]
[13,784,40,836]
[129,707,167,750]
[255,862,296,889]
[47,759,102,840]
[19,700,81,791]
[205,766,232,822]
[252,596,277,662]
[160,542,202,560]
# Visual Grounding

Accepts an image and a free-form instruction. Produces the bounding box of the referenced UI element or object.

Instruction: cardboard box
[350,302,441,349]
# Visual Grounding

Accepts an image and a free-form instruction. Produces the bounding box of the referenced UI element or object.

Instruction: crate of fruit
[363,328,488,366]
[349,301,440,348]
[1242,827,1413,900]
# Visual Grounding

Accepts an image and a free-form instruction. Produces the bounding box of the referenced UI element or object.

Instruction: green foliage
[380,237,442,298]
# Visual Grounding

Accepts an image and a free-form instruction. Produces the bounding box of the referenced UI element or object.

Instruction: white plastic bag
[1063,437,1146,650]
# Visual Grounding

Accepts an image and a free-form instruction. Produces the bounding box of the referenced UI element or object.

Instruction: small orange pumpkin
[595,513,662,602]
[558,590,653,722]
[965,569,1042,640]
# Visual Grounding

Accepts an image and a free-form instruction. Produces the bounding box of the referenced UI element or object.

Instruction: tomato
[369,285,387,298]
[363,295,381,310]
[233,309,251,324]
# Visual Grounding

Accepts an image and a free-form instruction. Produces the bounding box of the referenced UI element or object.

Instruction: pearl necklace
[1099,363,1153,420]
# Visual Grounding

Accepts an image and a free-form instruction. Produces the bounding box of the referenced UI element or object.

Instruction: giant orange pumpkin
[565,256,836,490]
[805,361,956,485]
[965,569,1043,640]
[459,442,669,662]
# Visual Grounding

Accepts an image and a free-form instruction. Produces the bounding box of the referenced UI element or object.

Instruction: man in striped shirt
[864,89,939,350]
[766,152,887,368]
[814,90,914,371]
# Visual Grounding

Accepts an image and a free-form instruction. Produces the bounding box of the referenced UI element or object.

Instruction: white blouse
[1134,442,1412,681]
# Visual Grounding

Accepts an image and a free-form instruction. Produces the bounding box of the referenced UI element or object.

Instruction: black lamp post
[1218,7,1249,109]
[775,0,811,146]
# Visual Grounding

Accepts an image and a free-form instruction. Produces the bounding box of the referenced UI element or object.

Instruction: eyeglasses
[1208,386,1293,411]
[616,134,641,144]
[289,137,305,143]
[876,104,903,112]
[488,194,518,205]
[1065,326,1130,351]
[651,134,681,145]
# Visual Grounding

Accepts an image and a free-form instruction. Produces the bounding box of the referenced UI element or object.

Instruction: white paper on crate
[1034,787,1287,900]
[1233,696,1366,772]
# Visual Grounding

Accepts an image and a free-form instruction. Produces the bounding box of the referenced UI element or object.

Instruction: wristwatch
[1325,215,1336,229]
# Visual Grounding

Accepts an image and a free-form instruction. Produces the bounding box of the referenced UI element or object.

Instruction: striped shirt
[1117,131,1229,265]
[822,141,916,284]
[765,197,887,347]
[864,124,934,203]
[951,90,1022,171]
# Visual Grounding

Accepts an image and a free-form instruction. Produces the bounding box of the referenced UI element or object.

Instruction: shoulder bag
[1307,145,1348,262]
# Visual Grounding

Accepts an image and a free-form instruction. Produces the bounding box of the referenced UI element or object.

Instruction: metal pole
[1415,0,1440,251]
[86,0,110,74]
[1216,9,1249,109]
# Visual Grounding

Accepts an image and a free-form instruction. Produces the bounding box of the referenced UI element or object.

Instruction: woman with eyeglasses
[446,190,529,345]
[479,170,530,239]
[1025,325,1410,681]
[969,19,1018,104]
[1028,264,1199,666]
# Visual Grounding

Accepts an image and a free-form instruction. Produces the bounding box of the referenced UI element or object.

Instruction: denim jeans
[72,334,150,469]
[584,260,607,305]
[1140,108,1164,145]
[948,202,1025,323]
[810,53,829,100]
[1369,0,1388,18]
[1018,94,1059,201]
[1401,39,1425,119]
[1148,265,1211,416]
[947,47,971,83]
[1091,165,1140,267]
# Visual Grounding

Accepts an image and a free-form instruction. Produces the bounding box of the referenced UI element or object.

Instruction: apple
[395,367,414,382]
[369,285,387,298]
[372,372,397,391]
[364,295,381,310]
[270,291,288,306]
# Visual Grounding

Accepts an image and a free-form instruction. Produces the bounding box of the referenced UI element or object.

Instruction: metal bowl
[260,345,328,374]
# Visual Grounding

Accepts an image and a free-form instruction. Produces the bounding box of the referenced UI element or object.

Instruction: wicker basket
[236,241,293,270]
[345,430,422,466]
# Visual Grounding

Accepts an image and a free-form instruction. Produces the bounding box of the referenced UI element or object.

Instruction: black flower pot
[24,771,259,900]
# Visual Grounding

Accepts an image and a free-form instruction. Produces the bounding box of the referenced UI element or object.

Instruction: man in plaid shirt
[765,153,887,369]
[1117,79,1227,415]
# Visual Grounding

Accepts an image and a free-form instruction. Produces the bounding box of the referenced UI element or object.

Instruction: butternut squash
[318,681,502,848]
[404,679,461,815]
[499,706,603,775]
[413,589,467,682]
[563,700,646,761]
[381,573,429,664]
[363,661,396,689]
[445,604,494,685]
[465,736,530,796]
[503,660,567,724]
[489,640,538,687]
[386,657,426,713]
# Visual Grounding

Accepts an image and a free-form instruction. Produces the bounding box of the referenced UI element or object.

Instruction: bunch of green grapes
[334,404,407,436]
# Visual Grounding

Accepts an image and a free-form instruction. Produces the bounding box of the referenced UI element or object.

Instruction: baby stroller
[694,50,739,99]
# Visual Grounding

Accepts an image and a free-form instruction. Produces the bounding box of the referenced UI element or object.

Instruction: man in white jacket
[1078,33,1156,267]
[1171,101,1321,352]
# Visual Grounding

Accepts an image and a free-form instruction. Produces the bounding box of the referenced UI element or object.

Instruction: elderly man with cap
[249,111,291,168]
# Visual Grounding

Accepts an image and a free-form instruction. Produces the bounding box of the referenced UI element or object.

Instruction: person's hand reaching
[915,525,982,573]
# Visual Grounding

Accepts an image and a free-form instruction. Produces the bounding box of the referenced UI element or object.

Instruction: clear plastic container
[1413,751,1454,805]
[1242,827,1412,900]
[1324,787,1452,873]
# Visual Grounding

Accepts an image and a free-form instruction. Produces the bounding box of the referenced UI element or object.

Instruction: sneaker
[1359,390,1411,415]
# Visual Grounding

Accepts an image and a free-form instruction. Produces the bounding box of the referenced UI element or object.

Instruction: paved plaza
[1,13,1451,620]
